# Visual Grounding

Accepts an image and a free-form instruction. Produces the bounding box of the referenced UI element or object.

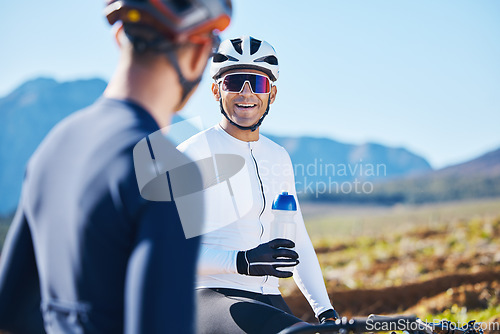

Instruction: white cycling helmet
[210,35,279,81]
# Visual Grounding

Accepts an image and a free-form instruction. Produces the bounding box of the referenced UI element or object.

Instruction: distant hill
[0,77,107,214]
[315,147,500,204]
[435,147,500,178]
[396,147,500,203]
[266,135,432,189]
[0,77,435,215]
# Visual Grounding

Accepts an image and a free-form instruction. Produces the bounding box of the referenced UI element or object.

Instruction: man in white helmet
[178,36,339,334]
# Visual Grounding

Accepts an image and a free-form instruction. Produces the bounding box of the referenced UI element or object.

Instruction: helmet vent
[249,37,262,55]
[254,55,278,65]
[213,53,229,63]
[213,53,239,63]
[170,0,192,13]
[230,38,243,55]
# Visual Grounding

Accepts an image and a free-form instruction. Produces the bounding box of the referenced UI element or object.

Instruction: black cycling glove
[318,309,340,324]
[236,238,299,278]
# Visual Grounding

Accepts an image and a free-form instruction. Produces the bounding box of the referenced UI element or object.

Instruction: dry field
[282,198,500,332]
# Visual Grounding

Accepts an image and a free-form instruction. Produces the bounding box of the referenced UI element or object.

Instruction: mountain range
[0,78,106,214]
[266,135,432,191]
[0,77,498,214]
[365,147,500,204]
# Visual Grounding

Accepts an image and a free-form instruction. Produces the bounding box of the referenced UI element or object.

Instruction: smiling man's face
[212,69,277,132]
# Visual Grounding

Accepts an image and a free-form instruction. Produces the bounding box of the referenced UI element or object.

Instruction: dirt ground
[285,269,500,320]
[283,210,500,333]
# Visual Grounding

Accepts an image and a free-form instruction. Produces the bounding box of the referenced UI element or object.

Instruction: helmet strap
[127,33,202,109]
[219,91,271,132]
[164,50,202,109]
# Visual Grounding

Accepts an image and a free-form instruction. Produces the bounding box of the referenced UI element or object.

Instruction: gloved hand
[318,309,340,324]
[236,239,299,278]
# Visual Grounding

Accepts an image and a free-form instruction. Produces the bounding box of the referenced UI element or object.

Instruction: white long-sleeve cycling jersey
[177,124,333,317]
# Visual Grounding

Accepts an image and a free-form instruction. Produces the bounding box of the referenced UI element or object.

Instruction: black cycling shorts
[196,288,304,334]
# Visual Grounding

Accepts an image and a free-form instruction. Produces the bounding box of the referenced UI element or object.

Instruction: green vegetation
[306,175,500,205]
[303,197,500,240]
[313,215,500,290]
[282,198,500,325]
[420,304,500,326]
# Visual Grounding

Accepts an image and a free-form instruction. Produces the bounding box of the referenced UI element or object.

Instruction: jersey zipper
[249,144,265,238]
[249,143,269,288]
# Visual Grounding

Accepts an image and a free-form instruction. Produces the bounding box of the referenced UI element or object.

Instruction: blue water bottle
[270,192,297,246]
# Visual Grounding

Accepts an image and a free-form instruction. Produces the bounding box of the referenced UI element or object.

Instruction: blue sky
[1,0,499,168]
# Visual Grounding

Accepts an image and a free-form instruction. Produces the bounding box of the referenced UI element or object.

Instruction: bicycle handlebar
[420,319,483,334]
[278,314,483,334]
[278,315,418,334]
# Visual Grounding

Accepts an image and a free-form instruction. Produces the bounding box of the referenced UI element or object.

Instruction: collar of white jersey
[215,123,262,148]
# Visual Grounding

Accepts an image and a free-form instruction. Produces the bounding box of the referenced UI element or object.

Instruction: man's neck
[219,120,260,142]
[104,53,180,129]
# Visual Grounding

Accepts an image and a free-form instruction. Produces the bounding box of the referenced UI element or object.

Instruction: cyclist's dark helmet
[105,0,232,43]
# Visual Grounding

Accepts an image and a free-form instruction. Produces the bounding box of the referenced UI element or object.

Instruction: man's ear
[269,85,278,104]
[114,23,125,48]
[212,82,220,101]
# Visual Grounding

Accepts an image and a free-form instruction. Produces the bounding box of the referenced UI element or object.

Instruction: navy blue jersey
[0,98,200,333]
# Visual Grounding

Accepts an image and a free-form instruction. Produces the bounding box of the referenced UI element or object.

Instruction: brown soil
[284,268,500,322]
